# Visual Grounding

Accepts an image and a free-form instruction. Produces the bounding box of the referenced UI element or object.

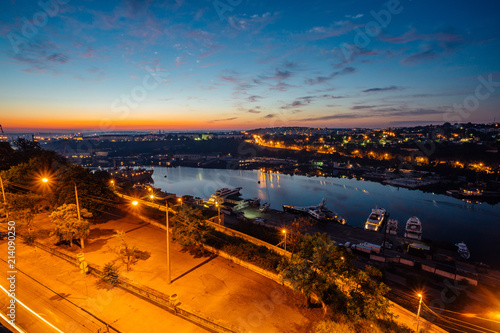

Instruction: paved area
[21,213,316,332]
[0,241,207,333]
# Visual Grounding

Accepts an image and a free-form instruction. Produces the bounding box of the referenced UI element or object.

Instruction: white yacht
[455,242,470,260]
[386,219,399,235]
[404,216,422,240]
[364,207,386,231]
[215,187,242,197]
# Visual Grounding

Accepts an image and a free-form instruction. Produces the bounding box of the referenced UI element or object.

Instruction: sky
[1,0,499,132]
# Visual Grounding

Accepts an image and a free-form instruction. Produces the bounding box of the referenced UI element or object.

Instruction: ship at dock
[283,198,346,224]
[364,207,387,232]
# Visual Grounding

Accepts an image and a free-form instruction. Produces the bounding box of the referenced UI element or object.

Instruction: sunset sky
[1,0,499,131]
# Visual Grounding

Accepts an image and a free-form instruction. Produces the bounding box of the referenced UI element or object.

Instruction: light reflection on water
[151,166,500,266]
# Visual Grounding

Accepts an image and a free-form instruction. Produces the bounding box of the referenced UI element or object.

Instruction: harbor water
[151,166,500,267]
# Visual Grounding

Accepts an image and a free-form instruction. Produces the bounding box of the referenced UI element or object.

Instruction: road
[0,259,107,333]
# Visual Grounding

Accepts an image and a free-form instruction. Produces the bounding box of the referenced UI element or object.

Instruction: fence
[28,237,237,333]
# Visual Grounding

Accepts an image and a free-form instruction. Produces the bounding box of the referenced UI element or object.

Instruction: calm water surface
[150,166,500,266]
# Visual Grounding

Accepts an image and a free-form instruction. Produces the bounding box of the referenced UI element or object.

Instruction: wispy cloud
[362,86,402,93]
[305,67,355,85]
[208,117,238,123]
[299,21,362,41]
[248,95,263,102]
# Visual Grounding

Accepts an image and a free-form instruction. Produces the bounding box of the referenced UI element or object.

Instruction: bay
[150,166,500,267]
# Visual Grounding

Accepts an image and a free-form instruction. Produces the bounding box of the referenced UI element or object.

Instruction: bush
[23,233,36,246]
[102,262,119,286]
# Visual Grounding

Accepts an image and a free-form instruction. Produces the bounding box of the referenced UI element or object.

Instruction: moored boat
[455,242,470,260]
[283,198,346,224]
[386,219,399,235]
[404,216,422,240]
[365,207,386,231]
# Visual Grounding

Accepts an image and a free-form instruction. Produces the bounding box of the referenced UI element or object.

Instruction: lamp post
[166,200,171,284]
[215,202,221,225]
[282,229,287,251]
[0,176,8,220]
[416,293,423,333]
[74,182,81,222]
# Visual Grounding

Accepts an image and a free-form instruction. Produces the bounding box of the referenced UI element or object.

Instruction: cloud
[248,109,261,114]
[345,14,363,19]
[380,28,463,44]
[298,113,372,121]
[299,21,362,41]
[351,105,377,110]
[248,95,263,102]
[175,56,185,66]
[362,86,402,93]
[305,67,355,85]
[263,114,275,119]
[220,75,241,83]
[398,28,465,65]
[209,117,238,123]
[228,12,278,33]
[269,82,295,92]
[259,68,293,81]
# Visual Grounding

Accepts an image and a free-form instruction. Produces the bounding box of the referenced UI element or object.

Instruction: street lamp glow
[42,178,49,183]
[132,200,138,206]
[150,194,154,199]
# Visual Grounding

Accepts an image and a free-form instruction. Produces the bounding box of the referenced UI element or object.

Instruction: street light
[177,197,182,206]
[132,200,138,206]
[416,293,423,333]
[215,201,221,225]
[282,229,287,251]
[0,175,8,220]
[42,178,48,183]
[166,200,171,284]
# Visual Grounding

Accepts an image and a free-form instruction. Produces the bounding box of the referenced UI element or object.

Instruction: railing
[15,233,237,333]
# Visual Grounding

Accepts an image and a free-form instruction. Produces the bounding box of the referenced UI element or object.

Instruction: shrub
[102,262,119,286]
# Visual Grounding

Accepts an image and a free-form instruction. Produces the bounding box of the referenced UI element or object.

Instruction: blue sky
[1,0,499,131]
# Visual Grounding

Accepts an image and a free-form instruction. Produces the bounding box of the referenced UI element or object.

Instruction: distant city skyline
[1,0,499,131]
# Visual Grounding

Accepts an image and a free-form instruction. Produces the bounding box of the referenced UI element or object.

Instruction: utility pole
[0,176,8,220]
[416,293,423,333]
[166,201,171,284]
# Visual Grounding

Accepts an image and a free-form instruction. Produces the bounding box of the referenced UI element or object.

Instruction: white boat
[455,242,470,260]
[386,219,399,235]
[404,216,422,240]
[365,207,386,231]
[215,187,242,197]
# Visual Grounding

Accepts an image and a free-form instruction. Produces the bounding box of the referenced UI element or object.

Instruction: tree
[114,231,150,271]
[286,217,314,256]
[54,165,119,216]
[0,143,14,170]
[171,205,211,247]
[278,233,390,320]
[5,193,43,244]
[102,262,119,286]
[50,204,92,248]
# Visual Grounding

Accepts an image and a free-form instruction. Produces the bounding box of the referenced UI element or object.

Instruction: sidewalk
[32,214,315,332]
[0,241,207,333]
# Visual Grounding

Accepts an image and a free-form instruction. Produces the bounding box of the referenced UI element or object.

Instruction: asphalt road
[0,259,107,333]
